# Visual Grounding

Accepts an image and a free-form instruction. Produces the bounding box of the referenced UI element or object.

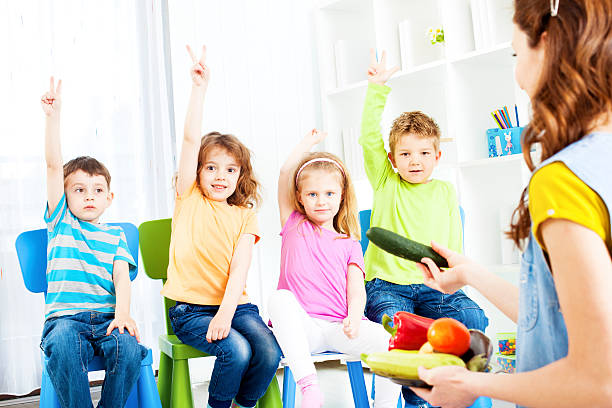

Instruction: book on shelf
[334,40,369,88]
[341,127,366,181]
[470,0,513,50]
[398,20,415,71]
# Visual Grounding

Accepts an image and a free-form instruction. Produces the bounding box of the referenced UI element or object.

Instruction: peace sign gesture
[367,49,399,85]
[41,76,62,117]
[186,44,210,87]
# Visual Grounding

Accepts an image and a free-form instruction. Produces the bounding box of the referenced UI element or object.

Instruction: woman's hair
[291,152,360,240]
[196,132,262,208]
[508,0,612,248]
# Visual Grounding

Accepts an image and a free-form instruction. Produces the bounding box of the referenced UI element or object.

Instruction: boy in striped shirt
[39,77,145,408]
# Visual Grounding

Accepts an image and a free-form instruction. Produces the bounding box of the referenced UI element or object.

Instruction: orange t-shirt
[161,183,260,305]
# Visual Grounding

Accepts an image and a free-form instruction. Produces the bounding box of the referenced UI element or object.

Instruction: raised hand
[40,76,62,117]
[186,44,210,87]
[303,128,327,146]
[367,49,399,85]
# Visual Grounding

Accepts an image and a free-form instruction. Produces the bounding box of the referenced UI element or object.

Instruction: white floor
[0,361,515,407]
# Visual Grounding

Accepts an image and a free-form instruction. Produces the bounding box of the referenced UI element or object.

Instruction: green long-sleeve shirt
[360,82,463,284]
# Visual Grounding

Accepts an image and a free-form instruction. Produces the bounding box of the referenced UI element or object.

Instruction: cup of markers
[487,105,523,157]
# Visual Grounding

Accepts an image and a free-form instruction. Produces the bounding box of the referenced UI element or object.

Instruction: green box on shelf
[496,332,516,355]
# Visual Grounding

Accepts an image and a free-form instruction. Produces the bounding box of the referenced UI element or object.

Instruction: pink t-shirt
[277,211,365,321]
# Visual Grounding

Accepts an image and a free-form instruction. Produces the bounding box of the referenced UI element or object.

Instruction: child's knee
[268,289,296,315]
[462,307,489,331]
[104,331,146,366]
[41,320,80,357]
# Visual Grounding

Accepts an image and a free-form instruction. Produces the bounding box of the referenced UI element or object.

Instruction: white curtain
[0,0,174,395]
[1,0,321,395]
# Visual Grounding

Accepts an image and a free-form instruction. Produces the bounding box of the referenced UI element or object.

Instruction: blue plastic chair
[359,208,492,408]
[280,351,369,408]
[15,223,162,408]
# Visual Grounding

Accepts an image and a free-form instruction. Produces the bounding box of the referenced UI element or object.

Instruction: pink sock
[297,373,324,408]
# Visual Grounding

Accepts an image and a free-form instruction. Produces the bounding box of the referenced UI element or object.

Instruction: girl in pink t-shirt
[268,130,401,408]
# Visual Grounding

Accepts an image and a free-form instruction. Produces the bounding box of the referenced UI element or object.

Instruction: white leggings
[268,289,401,408]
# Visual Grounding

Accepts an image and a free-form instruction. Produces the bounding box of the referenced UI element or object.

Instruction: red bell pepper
[382,311,434,351]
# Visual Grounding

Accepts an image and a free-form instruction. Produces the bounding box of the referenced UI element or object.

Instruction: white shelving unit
[314,0,526,339]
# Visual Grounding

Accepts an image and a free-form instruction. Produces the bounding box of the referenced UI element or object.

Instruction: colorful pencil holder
[487,126,524,158]
[496,332,516,355]
[496,354,516,373]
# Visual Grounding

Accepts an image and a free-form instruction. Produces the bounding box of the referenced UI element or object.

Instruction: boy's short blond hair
[389,111,441,154]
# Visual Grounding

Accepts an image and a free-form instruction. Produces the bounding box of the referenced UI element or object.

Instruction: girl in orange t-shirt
[162,44,281,408]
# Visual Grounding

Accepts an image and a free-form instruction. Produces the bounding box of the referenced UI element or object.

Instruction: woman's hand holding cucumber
[417,241,488,295]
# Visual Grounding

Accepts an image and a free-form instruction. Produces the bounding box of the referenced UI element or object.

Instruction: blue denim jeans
[365,279,489,408]
[40,311,147,408]
[169,302,282,408]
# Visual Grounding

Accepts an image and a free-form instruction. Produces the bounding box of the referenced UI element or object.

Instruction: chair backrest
[358,207,466,255]
[15,222,139,295]
[359,209,372,255]
[138,218,175,334]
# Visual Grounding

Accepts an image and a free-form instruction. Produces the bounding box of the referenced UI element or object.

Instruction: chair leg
[346,361,369,408]
[158,352,173,408]
[371,373,375,402]
[171,358,194,408]
[40,361,61,408]
[137,358,162,408]
[469,396,492,408]
[282,366,296,408]
[255,375,283,408]
[125,383,139,408]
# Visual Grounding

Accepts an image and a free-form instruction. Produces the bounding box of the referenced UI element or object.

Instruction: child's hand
[206,310,232,343]
[342,315,361,339]
[367,49,399,85]
[106,314,141,342]
[40,77,62,117]
[186,44,210,87]
[303,128,327,146]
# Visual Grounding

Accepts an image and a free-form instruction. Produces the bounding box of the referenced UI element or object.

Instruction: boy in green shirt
[360,50,488,408]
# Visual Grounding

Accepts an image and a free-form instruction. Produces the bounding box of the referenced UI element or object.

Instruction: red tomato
[427,318,471,356]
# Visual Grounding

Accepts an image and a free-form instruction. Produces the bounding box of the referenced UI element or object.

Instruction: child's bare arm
[106,260,140,341]
[41,77,64,215]
[360,50,399,190]
[278,129,326,226]
[343,264,366,339]
[176,45,210,196]
[206,233,256,343]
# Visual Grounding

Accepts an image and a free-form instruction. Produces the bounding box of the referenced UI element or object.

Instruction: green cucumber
[361,350,465,380]
[366,227,449,268]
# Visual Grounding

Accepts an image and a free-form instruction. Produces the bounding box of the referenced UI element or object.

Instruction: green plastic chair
[138,218,282,408]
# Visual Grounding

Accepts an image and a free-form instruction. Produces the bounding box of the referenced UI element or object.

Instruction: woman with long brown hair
[409,0,612,406]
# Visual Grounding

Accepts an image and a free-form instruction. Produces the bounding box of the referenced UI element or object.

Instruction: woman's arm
[414,219,612,407]
[418,242,519,323]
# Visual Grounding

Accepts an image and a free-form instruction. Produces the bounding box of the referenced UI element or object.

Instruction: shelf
[448,41,513,66]
[327,59,447,98]
[318,0,368,12]
[458,154,523,168]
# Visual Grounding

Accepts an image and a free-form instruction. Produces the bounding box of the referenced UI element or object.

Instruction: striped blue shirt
[44,194,136,319]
